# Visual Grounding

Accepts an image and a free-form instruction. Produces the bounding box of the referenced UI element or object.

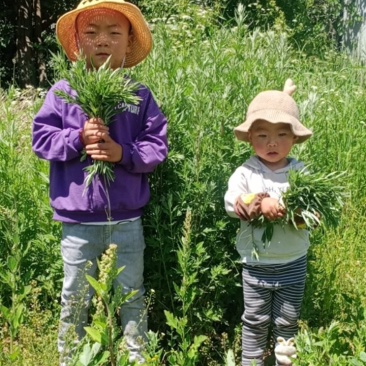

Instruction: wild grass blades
[52,52,141,188]
[250,167,348,246]
[284,168,347,229]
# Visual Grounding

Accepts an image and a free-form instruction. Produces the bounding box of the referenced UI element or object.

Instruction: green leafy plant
[164,209,208,366]
[70,244,138,366]
[52,52,141,188]
[295,321,366,365]
[250,168,347,247]
[0,214,32,361]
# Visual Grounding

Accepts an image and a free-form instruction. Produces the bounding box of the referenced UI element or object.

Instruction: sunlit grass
[1,6,366,364]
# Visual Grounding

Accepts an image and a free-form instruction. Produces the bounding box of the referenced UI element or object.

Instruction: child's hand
[81,118,109,145]
[85,134,123,163]
[261,197,285,221]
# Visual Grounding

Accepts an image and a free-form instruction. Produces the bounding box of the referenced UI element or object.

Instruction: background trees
[0,0,360,88]
[1,0,77,88]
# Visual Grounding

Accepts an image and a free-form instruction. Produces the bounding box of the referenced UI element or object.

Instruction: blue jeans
[58,219,146,363]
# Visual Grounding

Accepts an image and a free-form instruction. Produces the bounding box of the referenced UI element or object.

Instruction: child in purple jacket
[32,1,168,364]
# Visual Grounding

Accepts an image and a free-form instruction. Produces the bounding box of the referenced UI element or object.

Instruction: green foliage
[0,86,62,307]
[164,210,208,365]
[1,1,366,364]
[224,0,360,56]
[1,0,362,87]
[295,321,366,365]
[53,53,140,189]
[139,0,224,68]
[0,230,32,342]
[0,87,61,366]
[0,280,59,366]
[70,245,139,366]
[250,168,348,247]
[133,7,366,363]
[284,169,346,229]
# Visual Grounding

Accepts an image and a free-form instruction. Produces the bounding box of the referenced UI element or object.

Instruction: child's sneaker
[274,337,297,365]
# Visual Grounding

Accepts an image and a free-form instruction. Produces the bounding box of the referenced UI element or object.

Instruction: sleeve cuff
[235,193,270,220]
[118,143,133,167]
[70,128,84,151]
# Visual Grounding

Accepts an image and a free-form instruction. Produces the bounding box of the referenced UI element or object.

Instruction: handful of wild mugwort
[53,52,141,189]
[250,168,347,246]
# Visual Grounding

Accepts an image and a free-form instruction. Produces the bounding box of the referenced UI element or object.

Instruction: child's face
[76,8,132,70]
[248,120,297,170]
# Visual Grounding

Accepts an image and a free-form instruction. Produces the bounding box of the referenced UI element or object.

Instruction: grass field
[0,6,365,365]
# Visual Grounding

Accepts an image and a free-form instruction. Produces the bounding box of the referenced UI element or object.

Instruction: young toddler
[225,80,312,366]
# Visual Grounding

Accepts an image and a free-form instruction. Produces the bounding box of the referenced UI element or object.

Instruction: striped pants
[241,256,307,366]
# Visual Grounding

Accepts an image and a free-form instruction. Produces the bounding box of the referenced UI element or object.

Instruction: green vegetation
[0,3,366,365]
[54,54,141,189]
[2,0,360,87]
[69,245,140,366]
[250,168,348,247]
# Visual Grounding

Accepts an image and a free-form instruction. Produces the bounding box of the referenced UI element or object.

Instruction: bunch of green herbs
[250,168,348,246]
[53,52,141,188]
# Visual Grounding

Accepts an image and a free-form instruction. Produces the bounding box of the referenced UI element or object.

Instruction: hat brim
[56,1,152,68]
[234,110,313,144]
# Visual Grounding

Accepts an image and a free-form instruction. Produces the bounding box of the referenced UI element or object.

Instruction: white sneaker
[274,337,297,365]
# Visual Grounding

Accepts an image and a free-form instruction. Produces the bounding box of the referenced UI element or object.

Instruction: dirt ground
[264,353,276,365]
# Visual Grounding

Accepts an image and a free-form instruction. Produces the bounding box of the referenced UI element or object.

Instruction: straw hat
[56,0,152,68]
[234,79,312,144]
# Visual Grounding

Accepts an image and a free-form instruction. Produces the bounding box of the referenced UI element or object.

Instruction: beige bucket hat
[56,0,152,68]
[234,79,312,144]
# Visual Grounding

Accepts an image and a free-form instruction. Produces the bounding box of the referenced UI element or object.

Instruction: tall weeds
[1,3,366,364]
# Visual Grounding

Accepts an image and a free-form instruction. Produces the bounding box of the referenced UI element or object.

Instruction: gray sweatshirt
[225,156,310,264]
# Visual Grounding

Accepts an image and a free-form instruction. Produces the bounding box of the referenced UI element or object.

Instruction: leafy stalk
[53,52,141,188]
[70,245,138,366]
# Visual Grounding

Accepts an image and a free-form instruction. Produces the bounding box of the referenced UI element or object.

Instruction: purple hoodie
[32,80,168,223]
